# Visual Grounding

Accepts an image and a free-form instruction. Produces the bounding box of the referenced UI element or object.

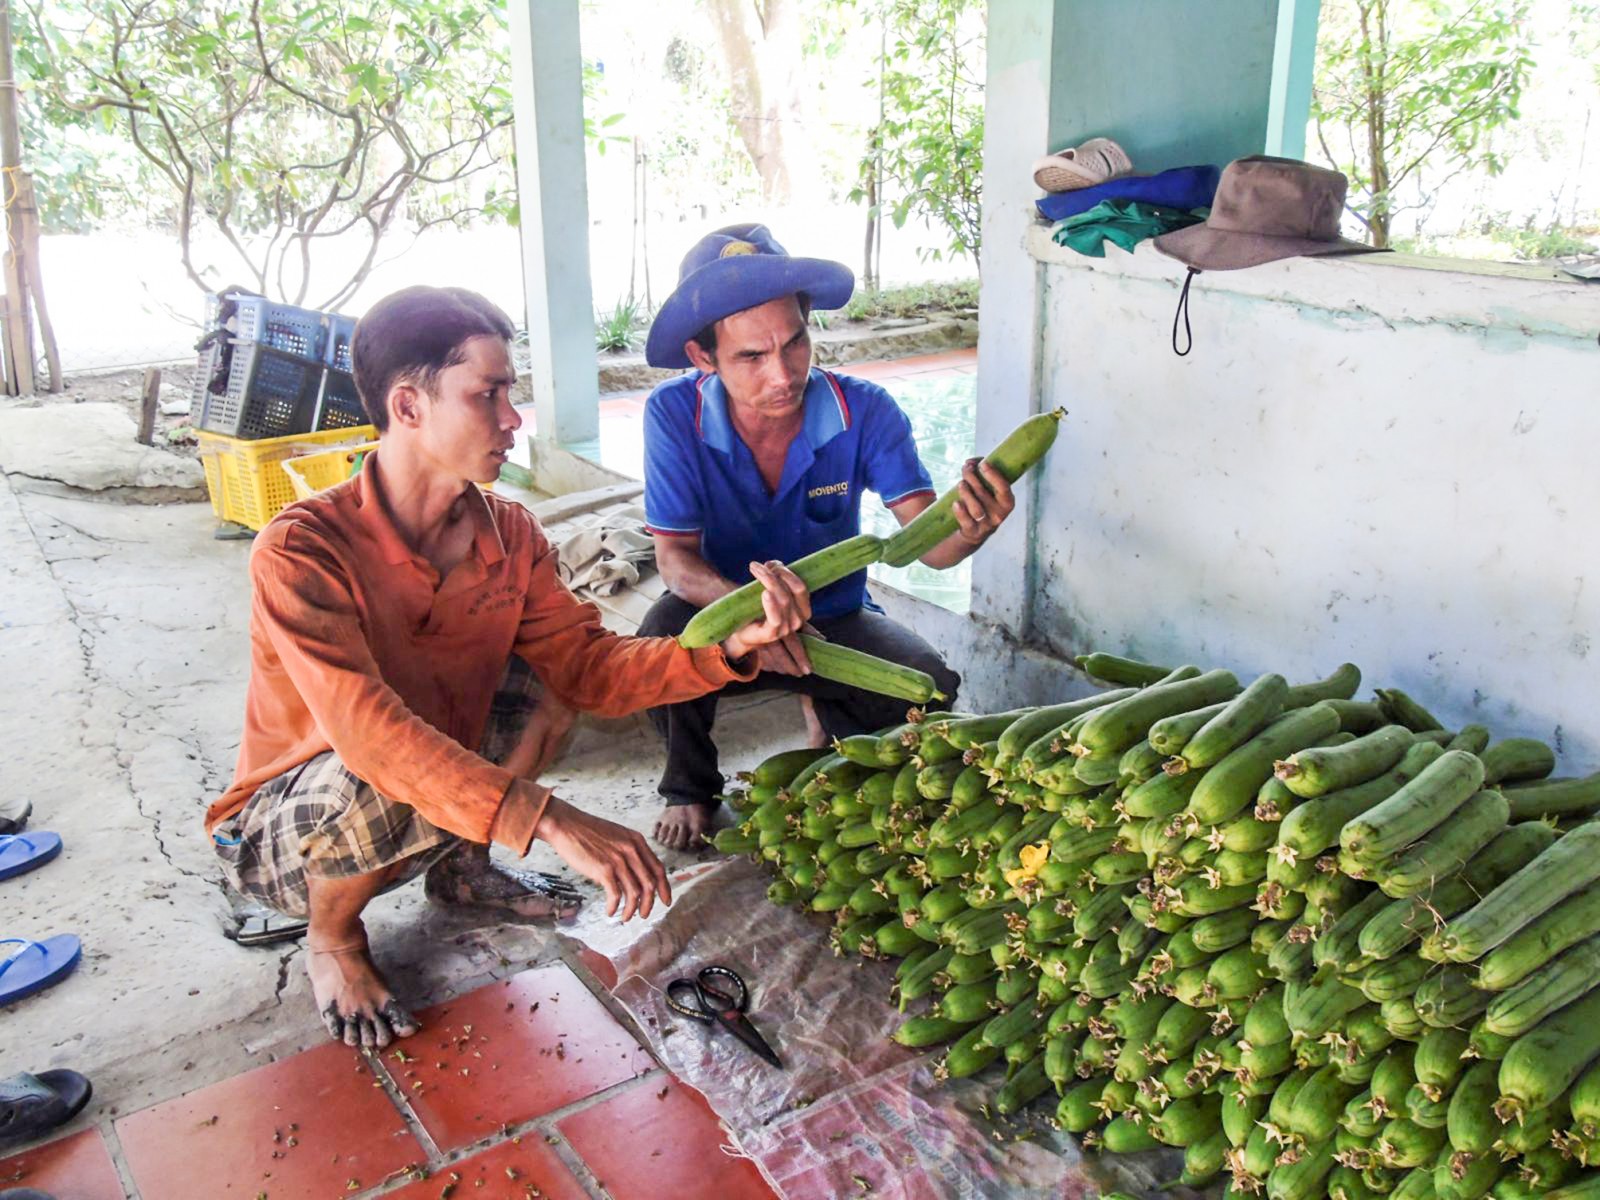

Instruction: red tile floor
[0,1128,124,1200]
[834,348,979,383]
[1,959,780,1200]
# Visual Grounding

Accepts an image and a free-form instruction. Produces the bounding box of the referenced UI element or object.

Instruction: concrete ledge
[5,477,208,505]
[1025,221,1600,345]
[521,436,635,493]
[0,402,205,496]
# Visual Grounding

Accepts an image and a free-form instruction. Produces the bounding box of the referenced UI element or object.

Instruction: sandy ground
[0,470,802,1134]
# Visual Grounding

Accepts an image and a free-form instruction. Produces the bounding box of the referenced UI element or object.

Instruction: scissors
[664,965,783,1069]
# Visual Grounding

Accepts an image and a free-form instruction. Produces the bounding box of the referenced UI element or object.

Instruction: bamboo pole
[1,236,30,394]
[19,173,57,391]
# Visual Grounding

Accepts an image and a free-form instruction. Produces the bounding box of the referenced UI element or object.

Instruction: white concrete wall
[1020,226,1600,770]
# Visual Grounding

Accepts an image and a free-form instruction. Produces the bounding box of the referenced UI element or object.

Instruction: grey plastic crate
[325,313,356,372]
[234,295,326,359]
[192,292,365,439]
[312,366,368,432]
[197,341,325,439]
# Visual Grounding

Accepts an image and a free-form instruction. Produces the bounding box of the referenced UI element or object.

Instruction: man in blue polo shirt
[638,224,1016,849]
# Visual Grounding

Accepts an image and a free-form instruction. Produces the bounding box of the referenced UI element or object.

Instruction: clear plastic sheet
[568,857,1200,1199]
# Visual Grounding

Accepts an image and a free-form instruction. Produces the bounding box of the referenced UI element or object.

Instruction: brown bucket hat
[1152,155,1378,270]
[1153,156,1382,354]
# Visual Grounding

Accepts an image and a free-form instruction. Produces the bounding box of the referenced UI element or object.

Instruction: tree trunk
[861,127,878,290]
[704,0,817,204]
[1358,0,1392,248]
[862,17,885,291]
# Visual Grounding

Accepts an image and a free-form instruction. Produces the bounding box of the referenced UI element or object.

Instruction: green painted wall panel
[1044,0,1281,172]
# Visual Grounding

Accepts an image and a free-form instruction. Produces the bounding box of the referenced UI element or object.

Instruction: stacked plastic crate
[193,293,377,530]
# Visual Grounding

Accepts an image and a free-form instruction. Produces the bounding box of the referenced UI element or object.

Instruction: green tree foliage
[1311,0,1535,248]
[1579,3,1600,91]
[849,0,984,266]
[21,0,517,307]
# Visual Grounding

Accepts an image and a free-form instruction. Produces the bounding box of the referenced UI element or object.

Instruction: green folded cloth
[1051,200,1205,257]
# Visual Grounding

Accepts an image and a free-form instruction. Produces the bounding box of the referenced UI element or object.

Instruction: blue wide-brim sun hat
[644,224,855,369]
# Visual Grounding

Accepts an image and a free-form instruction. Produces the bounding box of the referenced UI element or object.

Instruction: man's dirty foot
[653,801,716,851]
[799,696,829,749]
[306,936,419,1049]
[424,846,584,920]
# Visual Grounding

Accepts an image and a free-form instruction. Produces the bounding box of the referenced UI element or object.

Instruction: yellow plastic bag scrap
[1003,841,1051,891]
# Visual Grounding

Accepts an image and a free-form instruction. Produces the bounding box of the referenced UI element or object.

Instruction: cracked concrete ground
[0,471,800,1139]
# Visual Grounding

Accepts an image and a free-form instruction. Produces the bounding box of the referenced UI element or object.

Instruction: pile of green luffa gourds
[713,653,1600,1200]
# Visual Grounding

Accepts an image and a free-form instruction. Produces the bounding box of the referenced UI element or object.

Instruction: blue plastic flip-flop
[0,936,81,1008]
[0,833,62,882]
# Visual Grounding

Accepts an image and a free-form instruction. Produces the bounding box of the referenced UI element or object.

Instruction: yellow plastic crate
[277,441,496,504]
[281,440,379,502]
[196,425,378,531]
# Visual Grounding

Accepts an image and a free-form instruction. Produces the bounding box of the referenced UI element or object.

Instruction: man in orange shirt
[207,286,810,1049]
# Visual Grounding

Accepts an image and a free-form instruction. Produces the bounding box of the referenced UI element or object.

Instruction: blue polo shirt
[642,368,935,620]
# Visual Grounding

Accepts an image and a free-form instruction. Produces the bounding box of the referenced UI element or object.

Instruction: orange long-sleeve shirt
[207,453,754,851]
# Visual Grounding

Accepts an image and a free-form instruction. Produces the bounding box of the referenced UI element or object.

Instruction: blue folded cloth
[1036,164,1222,222]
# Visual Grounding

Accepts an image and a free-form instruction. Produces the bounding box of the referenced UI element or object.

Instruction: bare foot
[799,696,829,749]
[306,934,419,1049]
[423,844,584,921]
[653,801,716,851]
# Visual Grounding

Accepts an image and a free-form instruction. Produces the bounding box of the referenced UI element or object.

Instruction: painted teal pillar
[1266,0,1323,158]
[507,0,599,445]
[1044,0,1282,172]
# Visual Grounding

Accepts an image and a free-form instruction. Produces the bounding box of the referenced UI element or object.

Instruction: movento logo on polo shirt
[808,482,849,499]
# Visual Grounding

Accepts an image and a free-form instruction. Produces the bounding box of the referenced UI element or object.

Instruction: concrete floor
[0,472,801,1137]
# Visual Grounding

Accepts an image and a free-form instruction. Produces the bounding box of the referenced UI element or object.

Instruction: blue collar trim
[804,369,852,448]
[694,369,851,457]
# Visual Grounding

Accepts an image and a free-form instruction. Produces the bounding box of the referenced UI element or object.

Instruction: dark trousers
[638,592,962,808]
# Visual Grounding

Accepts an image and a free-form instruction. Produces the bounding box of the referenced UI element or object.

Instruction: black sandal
[0,797,30,838]
[0,1070,92,1147]
[223,899,308,948]
[227,913,309,948]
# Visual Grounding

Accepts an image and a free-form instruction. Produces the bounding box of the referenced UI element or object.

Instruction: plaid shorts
[213,657,543,919]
